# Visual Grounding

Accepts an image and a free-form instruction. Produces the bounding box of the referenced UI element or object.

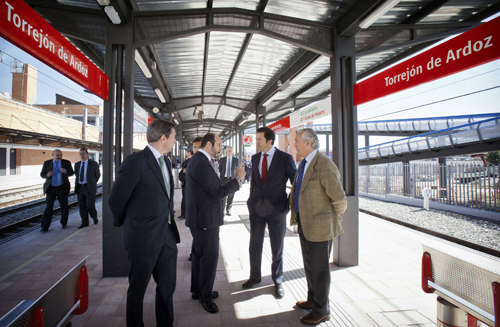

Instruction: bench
[0,257,89,327]
[421,246,499,327]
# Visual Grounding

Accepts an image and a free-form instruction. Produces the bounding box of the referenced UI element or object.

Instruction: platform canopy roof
[26,0,500,144]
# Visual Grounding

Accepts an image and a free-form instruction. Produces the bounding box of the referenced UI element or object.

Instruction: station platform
[1,183,498,327]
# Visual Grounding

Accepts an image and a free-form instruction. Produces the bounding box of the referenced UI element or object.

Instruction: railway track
[0,184,103,242]
[360,208,500,258]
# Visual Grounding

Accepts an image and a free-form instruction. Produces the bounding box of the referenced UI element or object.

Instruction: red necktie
[262,154,268,183]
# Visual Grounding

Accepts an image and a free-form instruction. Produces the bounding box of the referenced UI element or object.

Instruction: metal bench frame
[421,246,499,327]
[0,257,89,327]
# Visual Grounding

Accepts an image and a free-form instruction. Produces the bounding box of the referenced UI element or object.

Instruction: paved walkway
[4,182,497,326]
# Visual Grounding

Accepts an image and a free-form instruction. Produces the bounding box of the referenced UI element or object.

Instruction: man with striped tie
[290,128,347,325]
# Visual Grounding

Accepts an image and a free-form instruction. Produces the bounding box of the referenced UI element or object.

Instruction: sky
[0,38,103,105]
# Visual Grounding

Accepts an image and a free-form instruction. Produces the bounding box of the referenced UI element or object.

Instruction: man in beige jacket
[290,128,347,325]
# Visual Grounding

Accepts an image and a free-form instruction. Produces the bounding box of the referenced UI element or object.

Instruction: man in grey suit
[109,119,180,327]
[243,127,297,299]
[219,146,239,215]
[40,149,74,231]
[74,148,101,228]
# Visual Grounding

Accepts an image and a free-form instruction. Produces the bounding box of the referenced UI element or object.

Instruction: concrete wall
[0,98,101,142]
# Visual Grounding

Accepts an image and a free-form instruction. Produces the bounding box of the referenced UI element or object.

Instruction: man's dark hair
[79,148,88,154]
[187,150,194,156]
[147,119,175,143]
[201,133,216,148]
[193,137,202,144]
[257,127,275,145]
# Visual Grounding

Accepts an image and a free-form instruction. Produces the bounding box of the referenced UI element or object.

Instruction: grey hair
[299,128,320,149]
[226,146,233,150]
[147,119,175,143]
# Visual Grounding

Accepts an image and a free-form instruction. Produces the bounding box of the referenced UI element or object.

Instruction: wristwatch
[235,176,243,187]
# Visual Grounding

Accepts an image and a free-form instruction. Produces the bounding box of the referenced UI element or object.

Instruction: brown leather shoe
[295,300,313,310]
[300,311,329,325]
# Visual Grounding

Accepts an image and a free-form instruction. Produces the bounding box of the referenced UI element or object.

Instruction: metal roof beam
[402,0,450,24]
[336,0,386,37]
[356,25,478,58]
[56,27,105,46]
[26,0,104,16]
[366,22,479,30]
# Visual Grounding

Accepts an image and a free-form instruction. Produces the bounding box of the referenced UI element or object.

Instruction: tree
[485,151,500,164]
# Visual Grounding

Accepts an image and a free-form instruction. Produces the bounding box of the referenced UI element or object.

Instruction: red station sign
[0,0,109,101]
[353,16,500,106]
[268,116,290,132]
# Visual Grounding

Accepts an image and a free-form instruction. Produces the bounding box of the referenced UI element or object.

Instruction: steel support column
[330,35,358,267]
[123,38,135,157]
[102,17,135,277]
[438,157,447,198]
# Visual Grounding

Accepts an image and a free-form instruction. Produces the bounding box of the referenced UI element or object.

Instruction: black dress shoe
[275,284,284,299]
[296,300,314,310]
[225,211,231,216]
[93,219,98,225]
[78,224,89,229]
[62,224,67,229]
[41,228,49,232]
[201,300,219,314]
[188,254,192,261]
[242,278,261,289]
[192,291,219,300]
[301,312,330,325]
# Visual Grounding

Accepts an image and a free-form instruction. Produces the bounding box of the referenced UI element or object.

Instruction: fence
[359,162,500,212]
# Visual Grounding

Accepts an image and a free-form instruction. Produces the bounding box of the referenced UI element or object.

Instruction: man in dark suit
[108,119,180,327]
[244,155,252,183]
[74,148,101,228]
[219,146,239,216]
[243,127,297,299]
[178,150,193,219]
[185,133,245,314]
[40,149,74,231]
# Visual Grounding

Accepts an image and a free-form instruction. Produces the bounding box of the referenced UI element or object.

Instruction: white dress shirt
[147,144,170,190]
[302,149,318,175]
[258,146,276,177]
[78,159,88,184]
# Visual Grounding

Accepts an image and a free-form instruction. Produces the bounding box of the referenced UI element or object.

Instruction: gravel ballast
[360,196,500,251]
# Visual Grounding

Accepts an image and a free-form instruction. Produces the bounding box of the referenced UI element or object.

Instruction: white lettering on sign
[4,1,88,79]
[383,35,493,87]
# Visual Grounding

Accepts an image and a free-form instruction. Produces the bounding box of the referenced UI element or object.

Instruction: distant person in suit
[290,128,347,325]
[178,150,194,219]
[219,146,239,216]
[186,137,202,261]
[108,119,180,327]
[185,133,245,314]
[244,155,252,183]
[243,127,297,299]
[74,148,101,228]
[40,149,74,231]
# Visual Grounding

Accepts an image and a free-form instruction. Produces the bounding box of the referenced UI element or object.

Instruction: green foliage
[485,151,500,164]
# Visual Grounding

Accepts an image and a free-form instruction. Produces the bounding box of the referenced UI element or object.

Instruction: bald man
[40,149,74,231]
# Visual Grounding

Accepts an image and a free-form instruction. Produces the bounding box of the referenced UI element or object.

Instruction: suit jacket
[178,158,190,186]
[185,151,240,230]
[74,159,101,196]
[290,152,347,242]
[40,159,74,194]
[108,146,180,256]
[219,156,239,179]
[247,148,296,218]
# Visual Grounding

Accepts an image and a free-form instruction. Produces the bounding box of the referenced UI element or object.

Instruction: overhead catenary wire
[0,49,102,112]
[360,85,500,121]
[358,66,500,114]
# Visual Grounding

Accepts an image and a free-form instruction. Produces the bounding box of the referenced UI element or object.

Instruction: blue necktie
[294,159,307,213]
[227,157,231,178]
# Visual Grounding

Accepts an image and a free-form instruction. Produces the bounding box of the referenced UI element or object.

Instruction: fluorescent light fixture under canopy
[359,0,401,29]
